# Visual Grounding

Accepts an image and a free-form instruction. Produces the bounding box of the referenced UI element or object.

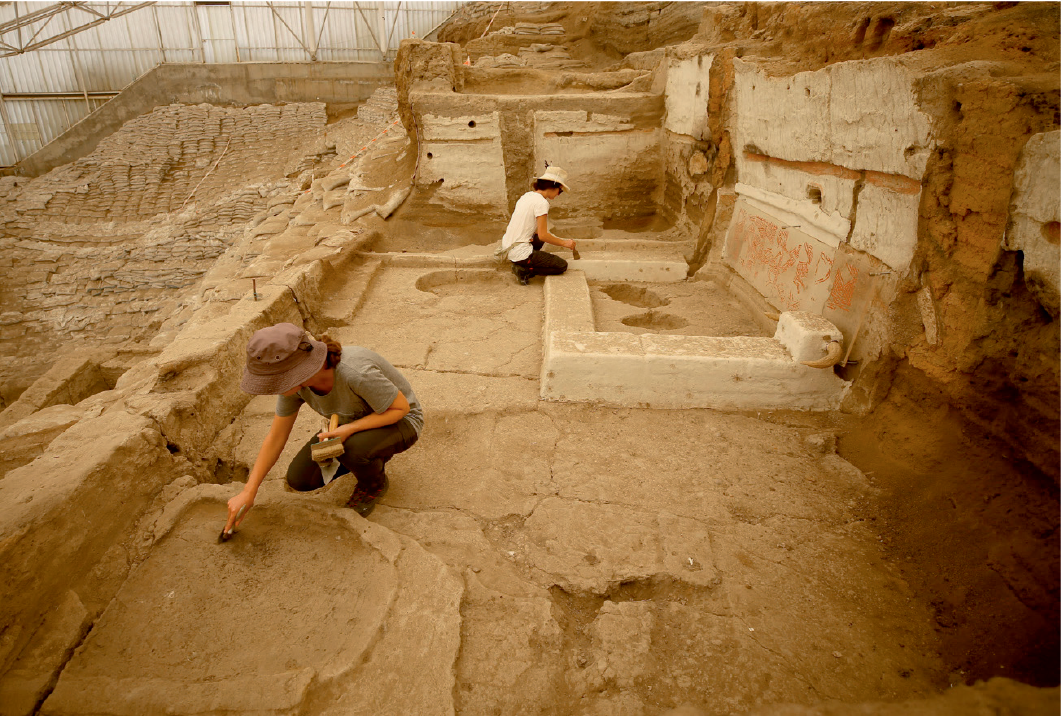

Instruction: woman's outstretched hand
[224,490,255,535]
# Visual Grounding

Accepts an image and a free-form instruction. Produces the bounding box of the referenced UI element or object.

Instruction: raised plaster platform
[567,255,687,282]
[356,234,690,283]
[541,271,850,411]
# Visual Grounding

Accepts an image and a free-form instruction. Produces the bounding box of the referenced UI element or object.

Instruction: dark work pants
[513,236,568,276]
[286,418,419,493]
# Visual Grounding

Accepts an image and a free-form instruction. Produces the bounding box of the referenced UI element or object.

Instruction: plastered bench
[541,271,850,411]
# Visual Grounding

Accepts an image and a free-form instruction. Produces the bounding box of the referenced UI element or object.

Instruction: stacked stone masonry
[6,103,325,226]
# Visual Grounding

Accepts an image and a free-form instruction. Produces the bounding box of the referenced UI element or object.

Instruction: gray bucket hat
[241,322,327,395]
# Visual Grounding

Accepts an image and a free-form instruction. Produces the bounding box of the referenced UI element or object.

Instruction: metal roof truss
[0,2,155,58]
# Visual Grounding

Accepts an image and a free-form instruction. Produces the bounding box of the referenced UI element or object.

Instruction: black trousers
[512,236,568,276]
[286,418,419,492]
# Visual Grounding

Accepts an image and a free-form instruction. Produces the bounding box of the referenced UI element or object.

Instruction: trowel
[312,414,344,486]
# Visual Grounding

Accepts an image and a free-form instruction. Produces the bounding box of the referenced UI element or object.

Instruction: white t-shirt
[501,191,550,263]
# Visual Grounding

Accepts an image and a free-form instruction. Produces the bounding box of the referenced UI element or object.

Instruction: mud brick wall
[0,102,328,399]
[6,103,326,227]
[0,233,226,342]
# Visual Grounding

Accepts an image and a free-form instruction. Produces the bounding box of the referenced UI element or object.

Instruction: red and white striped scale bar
[340,117,403,169]
[302,116,403,193]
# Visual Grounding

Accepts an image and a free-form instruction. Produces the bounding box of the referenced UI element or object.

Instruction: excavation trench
[1,3,1058,714]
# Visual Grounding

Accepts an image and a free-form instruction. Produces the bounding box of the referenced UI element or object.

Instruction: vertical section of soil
[839,364,1060,687]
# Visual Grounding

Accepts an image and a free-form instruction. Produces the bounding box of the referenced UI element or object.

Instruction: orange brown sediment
[742,152,863,181]
[864,170,922,195]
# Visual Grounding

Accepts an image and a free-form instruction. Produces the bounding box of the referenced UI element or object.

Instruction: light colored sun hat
[534,166,571,192]
[241,322,327,395]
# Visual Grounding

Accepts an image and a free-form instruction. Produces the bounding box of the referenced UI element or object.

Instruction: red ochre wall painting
[724,202,859,315]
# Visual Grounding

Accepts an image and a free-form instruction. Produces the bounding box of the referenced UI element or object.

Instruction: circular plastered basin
[416,269,514,295]
[44,500,395,715]
[621,311,690,330]
[599,283,670,309]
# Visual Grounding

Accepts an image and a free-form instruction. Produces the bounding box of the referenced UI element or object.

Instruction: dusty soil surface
[234,338,945,714]
[46,502,393,713]
[346,267,542,377]
[206,255,952,711]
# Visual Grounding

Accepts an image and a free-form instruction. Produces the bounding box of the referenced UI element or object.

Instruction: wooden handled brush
[218,504,247,543]
[311,414,345,463]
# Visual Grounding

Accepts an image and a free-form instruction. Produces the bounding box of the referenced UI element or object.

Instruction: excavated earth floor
[11,157,1058,716]
[46,240,954,714]
[3,3,1058,704]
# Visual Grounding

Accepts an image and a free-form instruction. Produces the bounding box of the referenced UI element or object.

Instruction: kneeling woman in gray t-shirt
[225,322,423,530]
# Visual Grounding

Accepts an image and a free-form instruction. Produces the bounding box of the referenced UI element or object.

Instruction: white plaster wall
[1004,130,1060,310]
[419,112,501,141]
[664,54,712,140]
[734,155,856,220]
[735,64,829,167]
[416,112,507,211]
[534,110,661,216]
[733,57,935,179]
[723,196,839,313]
[533,111,635,134]
[735,184,849,248]
[849,180,922,271]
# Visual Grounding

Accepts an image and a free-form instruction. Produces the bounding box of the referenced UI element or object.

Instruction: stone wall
[533,109,662,218]
[399,41,666,220]
[417,110,509,213]
[8,103,325,225]
[410,93,665,219]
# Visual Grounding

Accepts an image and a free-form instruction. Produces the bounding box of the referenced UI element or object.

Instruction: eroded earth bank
[0,3,1058,715]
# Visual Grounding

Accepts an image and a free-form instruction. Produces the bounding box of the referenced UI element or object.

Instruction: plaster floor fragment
[333,267,541,378]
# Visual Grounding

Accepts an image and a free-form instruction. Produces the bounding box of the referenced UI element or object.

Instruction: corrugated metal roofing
[0,1,461,165]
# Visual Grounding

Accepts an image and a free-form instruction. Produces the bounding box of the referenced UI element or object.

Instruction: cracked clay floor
[221,265,947,713]
[333,267,542,379]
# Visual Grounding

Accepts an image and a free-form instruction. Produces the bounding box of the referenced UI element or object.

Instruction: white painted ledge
[736,183,849,248]
[541,272,849,411]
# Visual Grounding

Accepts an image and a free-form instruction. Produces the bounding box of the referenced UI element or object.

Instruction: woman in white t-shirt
[499,166,577,285]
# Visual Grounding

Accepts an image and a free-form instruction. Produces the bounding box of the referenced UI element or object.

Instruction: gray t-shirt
[275,346,423,435]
